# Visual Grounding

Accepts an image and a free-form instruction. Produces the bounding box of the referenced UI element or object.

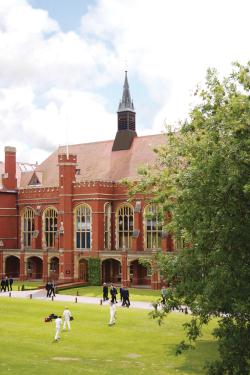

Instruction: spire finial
[124,57,128,72]
[118,70,135,112]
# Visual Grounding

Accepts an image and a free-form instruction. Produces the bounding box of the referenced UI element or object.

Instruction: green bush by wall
[88,257,101,285]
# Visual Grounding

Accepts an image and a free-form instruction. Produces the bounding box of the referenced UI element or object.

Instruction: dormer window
[29,173,41,186]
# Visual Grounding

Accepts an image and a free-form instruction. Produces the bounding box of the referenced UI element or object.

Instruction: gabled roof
[0,161,36,189]
[24,133,166,188]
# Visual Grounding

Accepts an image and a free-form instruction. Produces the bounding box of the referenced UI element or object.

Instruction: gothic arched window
[23,208,35,247]
[117,204,134,249]
[75,204,92,249]
[104,203,111,250]
[43,207,58,248]
[144,204,163,249]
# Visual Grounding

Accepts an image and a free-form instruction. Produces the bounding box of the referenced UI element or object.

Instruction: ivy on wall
[88,257,101,286]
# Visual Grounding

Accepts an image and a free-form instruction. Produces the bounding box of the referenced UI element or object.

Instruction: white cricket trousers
[55,328,61,340]
[63,319,71,330]
[109,310,116,325]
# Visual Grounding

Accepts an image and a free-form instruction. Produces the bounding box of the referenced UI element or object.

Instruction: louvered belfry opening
[118,111,136,131]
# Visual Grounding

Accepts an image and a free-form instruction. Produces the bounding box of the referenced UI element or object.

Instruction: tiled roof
[30,134,166,188]
[0,161,36,189]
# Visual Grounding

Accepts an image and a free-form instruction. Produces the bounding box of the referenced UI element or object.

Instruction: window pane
[75,205,92,249]
[145,204,162,249]
[44,208,57,248]
[117,205,134,249]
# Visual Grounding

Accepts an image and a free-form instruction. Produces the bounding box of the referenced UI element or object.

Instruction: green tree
[127,62,250,374]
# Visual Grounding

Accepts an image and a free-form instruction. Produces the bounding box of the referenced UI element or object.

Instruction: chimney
[3,146,17,190]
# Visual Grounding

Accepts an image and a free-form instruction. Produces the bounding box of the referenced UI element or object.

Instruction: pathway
[0,289,154,310]
[0,289,191,313]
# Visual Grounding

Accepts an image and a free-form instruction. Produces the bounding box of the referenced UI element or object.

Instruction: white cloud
[0,0,58,34]
[0,0,117,162]
[81,0,250,123]
[0,0,250,163]
[0,86,116,162]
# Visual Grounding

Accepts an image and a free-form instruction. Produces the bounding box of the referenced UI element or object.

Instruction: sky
[0,0,249,163]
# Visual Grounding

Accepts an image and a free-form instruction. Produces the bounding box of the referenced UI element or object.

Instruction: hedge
[88,257,101,285]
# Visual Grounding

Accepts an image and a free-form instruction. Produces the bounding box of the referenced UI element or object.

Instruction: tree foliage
[126,62,250,374]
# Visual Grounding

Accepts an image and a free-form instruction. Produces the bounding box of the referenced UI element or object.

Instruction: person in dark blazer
[5,276,9,292]
[1,277,5,292]
[119,286,124,303]
[45,281,51,297]
[102,283,109,301]
[110,284,118,303]
[122,287,130,307]
[9,276,13,291]
[51,281,56,297]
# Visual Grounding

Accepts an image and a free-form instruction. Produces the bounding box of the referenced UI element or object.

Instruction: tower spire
[118,71,135,112]
[112,71,137,151]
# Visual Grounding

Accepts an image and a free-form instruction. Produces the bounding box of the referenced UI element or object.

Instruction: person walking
[54,316,62,341]
[51,281,56,297]
[161,286,167,305]
[45,281,49,297]
[1,277,5,292]
[119,286,124,303]
[122,287,130,307]
[9,276,13,291]
[48,281,53,297]
[63,306,71,331]
[5,276,9,292]
[109,301,116,326]
[102,283,109,301]
[110,284,117,303]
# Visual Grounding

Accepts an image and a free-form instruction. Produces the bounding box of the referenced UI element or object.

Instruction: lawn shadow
[164,339,218,374]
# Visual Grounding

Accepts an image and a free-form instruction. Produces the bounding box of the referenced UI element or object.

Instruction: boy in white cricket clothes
[63,306,71,331]
[109,301,116,326]
[54,316,62,341]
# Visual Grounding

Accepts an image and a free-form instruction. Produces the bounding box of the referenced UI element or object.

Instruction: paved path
[0,290,191,314]
[0,289,154,310]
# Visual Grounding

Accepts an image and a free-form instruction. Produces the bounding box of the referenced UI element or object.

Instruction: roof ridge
[59,138,114,148]
[59,133,165,150]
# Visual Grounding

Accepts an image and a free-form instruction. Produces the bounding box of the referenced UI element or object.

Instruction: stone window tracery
[43,207,58,248]
[144,204,163,249]
[104,203,111,250]
[23,208,35,247]
[117,204,134,249]
[75,204,92,249]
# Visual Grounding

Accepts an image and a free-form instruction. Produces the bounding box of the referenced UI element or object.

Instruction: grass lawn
[59,285,161,303]
[11,280,42,291]
[0,298,218,375]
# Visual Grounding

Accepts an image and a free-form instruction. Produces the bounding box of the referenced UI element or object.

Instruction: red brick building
[0,73,174,289]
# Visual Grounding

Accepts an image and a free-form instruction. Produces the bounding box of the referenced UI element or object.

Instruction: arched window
[174,235,184,251]
[23,208,34,247]
[104,203,111,250]
[144,204,163,249]
[75,204,92,249]
[43,207,58,248]
[117,204,134,249]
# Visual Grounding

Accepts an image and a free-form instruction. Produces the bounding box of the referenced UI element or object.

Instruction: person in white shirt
[63,306,71,331]
[54,316,62,341]
[109,301,116,326]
